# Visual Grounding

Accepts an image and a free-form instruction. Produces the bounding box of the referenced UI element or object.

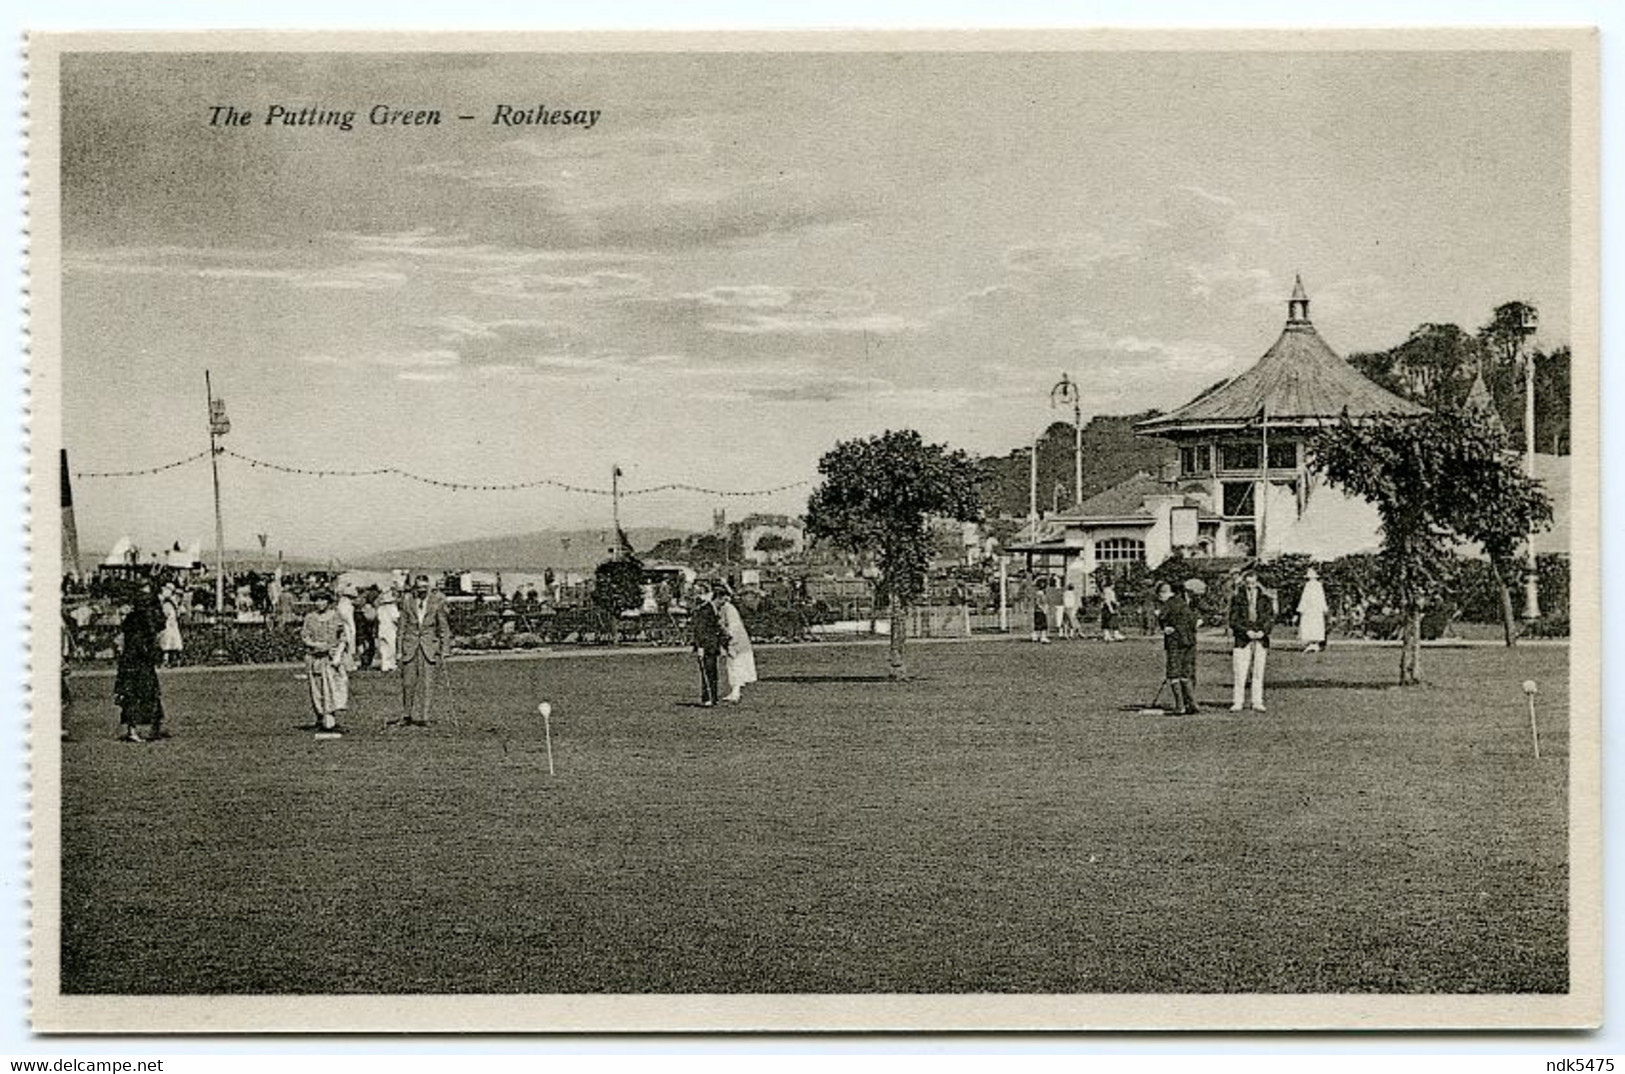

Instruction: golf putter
[1137,679,1173,715]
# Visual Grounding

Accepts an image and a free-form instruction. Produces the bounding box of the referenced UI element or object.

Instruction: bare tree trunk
[1399,609,1422,685]
[1491,558,1519,648]
[888,592,909,681]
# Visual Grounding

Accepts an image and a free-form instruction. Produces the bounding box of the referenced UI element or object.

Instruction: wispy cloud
[469,271,650,299]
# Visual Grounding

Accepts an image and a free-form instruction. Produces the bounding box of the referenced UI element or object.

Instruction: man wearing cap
[1155,581,1199,715]
[397,573,453,726]
[688,581,729,707]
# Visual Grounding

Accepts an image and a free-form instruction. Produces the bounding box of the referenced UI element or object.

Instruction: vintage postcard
[25,30,1600,1032]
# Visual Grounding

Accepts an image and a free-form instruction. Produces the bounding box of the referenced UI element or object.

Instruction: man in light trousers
[1228,571,1275,712]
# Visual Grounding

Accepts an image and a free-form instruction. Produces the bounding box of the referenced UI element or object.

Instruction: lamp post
[1050,372,1083,507]
[1518,308,1541,620]
[1028,435,1039,523]
[204,371,230,614]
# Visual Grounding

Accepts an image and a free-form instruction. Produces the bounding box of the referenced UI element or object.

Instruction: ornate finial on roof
[1287,274,1310,325]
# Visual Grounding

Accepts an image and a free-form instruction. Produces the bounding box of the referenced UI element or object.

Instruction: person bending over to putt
[1156,581,1199,715]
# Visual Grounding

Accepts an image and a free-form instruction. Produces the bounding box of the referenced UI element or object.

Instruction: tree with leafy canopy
[592,553,646,644]
[753,533,796,559]
[1310,407,1552,683]
[804,430,983,680]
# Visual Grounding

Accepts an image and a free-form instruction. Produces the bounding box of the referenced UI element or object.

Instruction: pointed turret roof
[1136,278,1426,436]
[1464,368,1507,436]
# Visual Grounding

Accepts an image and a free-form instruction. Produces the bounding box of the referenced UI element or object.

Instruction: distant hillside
[354,527,692,571]
[980,411,1175,517]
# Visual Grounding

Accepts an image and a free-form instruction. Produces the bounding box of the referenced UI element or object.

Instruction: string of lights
[74,447,811,499]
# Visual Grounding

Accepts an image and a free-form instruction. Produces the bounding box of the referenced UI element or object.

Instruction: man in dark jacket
[1155,582,1199,715]
[1228,570,1275,711]
[689,582,729,707]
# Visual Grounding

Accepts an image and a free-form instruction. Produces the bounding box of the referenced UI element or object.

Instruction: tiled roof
[1050,471,1220,523]
[1072,471,1165,517]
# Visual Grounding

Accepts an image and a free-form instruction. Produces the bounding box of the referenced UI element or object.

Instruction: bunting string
[72,449,212,478]
[73,446,810,499]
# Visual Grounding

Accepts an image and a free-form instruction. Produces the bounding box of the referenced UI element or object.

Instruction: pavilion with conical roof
[1131,277,1426,560]
[1137,275,1425,436]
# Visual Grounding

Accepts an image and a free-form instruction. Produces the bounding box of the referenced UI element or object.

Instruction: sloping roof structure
[1136,277,1426,436]
[1071,471,1164,518]
[1054,471,1220,524]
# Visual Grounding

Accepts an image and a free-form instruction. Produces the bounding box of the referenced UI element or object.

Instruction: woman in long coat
[719,590,757,703]
[301,590,349,732]
[114,591,166,741]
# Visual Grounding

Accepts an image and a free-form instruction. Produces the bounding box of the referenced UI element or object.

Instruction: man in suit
[1228,570,1275,712]
[689,582,729,707]
[396,573,453,727]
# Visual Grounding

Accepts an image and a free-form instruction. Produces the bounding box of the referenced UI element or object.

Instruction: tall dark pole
[206,371,227,613]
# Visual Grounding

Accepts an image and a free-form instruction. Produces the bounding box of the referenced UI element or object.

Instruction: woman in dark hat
[113,587,167,741]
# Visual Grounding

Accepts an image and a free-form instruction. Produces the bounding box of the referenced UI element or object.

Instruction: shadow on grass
[759,674,899,684]
[1267,680,1407,691]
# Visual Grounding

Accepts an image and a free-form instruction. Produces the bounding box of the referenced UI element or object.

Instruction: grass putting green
[58,637,1569,994]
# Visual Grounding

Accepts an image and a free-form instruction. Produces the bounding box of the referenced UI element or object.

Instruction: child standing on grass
[1031,578,1051,643]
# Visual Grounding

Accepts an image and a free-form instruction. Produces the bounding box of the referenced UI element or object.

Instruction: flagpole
[1258,403,1269,561]
[206,370,226,613]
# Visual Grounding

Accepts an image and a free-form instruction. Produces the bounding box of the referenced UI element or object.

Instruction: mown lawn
[57,637,1569,994]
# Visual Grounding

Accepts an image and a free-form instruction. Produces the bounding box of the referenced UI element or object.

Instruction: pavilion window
[1180,444,1212,475]
[1221,481,1255,518]
[1267,440,1299,470]
[1220,443,1261,471]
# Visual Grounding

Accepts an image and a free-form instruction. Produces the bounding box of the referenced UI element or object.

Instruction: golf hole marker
[538,701,555,776]
[1523,680,1540,759]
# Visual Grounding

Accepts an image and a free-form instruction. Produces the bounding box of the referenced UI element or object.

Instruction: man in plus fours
[689,582,729,708]
[1229,571,1275,712]
[1156,581,1200,716]
[396,573,453,727]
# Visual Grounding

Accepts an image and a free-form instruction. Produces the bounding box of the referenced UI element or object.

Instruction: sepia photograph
[25,30,1600,1032]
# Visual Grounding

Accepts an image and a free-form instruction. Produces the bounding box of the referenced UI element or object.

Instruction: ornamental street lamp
[1050,372,1083,508]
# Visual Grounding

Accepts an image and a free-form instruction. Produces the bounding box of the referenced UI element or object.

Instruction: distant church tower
[712,508,727,534]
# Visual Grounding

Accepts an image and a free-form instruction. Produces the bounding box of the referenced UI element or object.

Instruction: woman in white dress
[719,589,757,703]
[157,583,184,666]
[1296,566,1329,653]
[375,588,400,672]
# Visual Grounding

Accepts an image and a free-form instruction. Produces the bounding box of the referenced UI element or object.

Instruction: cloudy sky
[60,47,1572,557]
